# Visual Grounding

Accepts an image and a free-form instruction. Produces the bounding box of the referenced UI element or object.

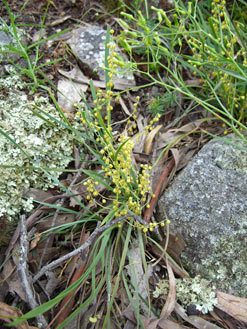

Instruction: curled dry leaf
[119,95,131,116]
[0,301,38,329]
[144,124,162,155]
[216,291,247,323]
[160,259,176,319]
[133,114,148,154]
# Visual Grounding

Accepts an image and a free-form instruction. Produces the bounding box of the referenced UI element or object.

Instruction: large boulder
[160,133,247,297]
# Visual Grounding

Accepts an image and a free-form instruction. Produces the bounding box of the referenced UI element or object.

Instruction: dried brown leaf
[119,96,131,116]
[36,213,76,232]
[133,115,148,153]
[175,303,222,329]
[30,232,42,251]
[1,258,28,302]
[216,291,247,323]
[158,318,190,329]
[160,259,176,319]
[23,188,54,203]
[0,301,38,329]
[144,124,162,155]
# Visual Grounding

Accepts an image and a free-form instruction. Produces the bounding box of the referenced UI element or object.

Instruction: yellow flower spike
[143,227,148,233]
[160,222,165,227]
[166,219,171,225]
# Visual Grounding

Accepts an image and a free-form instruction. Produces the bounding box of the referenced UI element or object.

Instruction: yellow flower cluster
[145,113,161,135]
[102,134,151,220]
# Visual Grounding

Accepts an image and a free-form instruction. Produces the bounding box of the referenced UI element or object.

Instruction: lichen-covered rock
[67,25,135,85]
[160,134,247,297]
[0,66,83,221]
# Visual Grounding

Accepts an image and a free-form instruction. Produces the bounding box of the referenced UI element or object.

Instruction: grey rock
[0,25,28,64]
[0,30,12,46]
[0,30,18,64]
[67,25,135,86]
[160,134,247,297]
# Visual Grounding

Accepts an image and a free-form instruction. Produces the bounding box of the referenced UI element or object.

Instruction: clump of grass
[75,29,161,231]
[117,0,247,138]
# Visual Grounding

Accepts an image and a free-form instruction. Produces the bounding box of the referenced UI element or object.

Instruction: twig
[17,215,48,329]
[33,213,148,283]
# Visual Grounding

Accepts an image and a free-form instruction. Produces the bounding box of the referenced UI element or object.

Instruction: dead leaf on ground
[57,73,87,112]
[119,95,131,116]
[125,245,153,314]
[160,259,176,319]
[1,257,28,303]
[216,291,247,323]
[175,303,222,329]
[30,232,42,251]
[23,188,54,203]
[36,213,76,232]
[158,318,190,329]
[58,67,135,91]
[0,302,38,329]
[55,230,90,327]
[144,124,163,155]
[132,115,148,154]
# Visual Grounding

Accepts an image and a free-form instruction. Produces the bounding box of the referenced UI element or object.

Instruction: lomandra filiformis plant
[75,30,162,232]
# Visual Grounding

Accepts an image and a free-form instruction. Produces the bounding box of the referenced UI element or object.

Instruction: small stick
[18,215,48,329]
[33,213,148,283]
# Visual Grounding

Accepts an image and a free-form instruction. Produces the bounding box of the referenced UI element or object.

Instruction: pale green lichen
[0,66,84,221]
[199,222,247,298]
[154,276,218,314]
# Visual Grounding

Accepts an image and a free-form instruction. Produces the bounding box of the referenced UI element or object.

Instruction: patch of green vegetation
[147,91,179,117]
[117,0,247,136]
